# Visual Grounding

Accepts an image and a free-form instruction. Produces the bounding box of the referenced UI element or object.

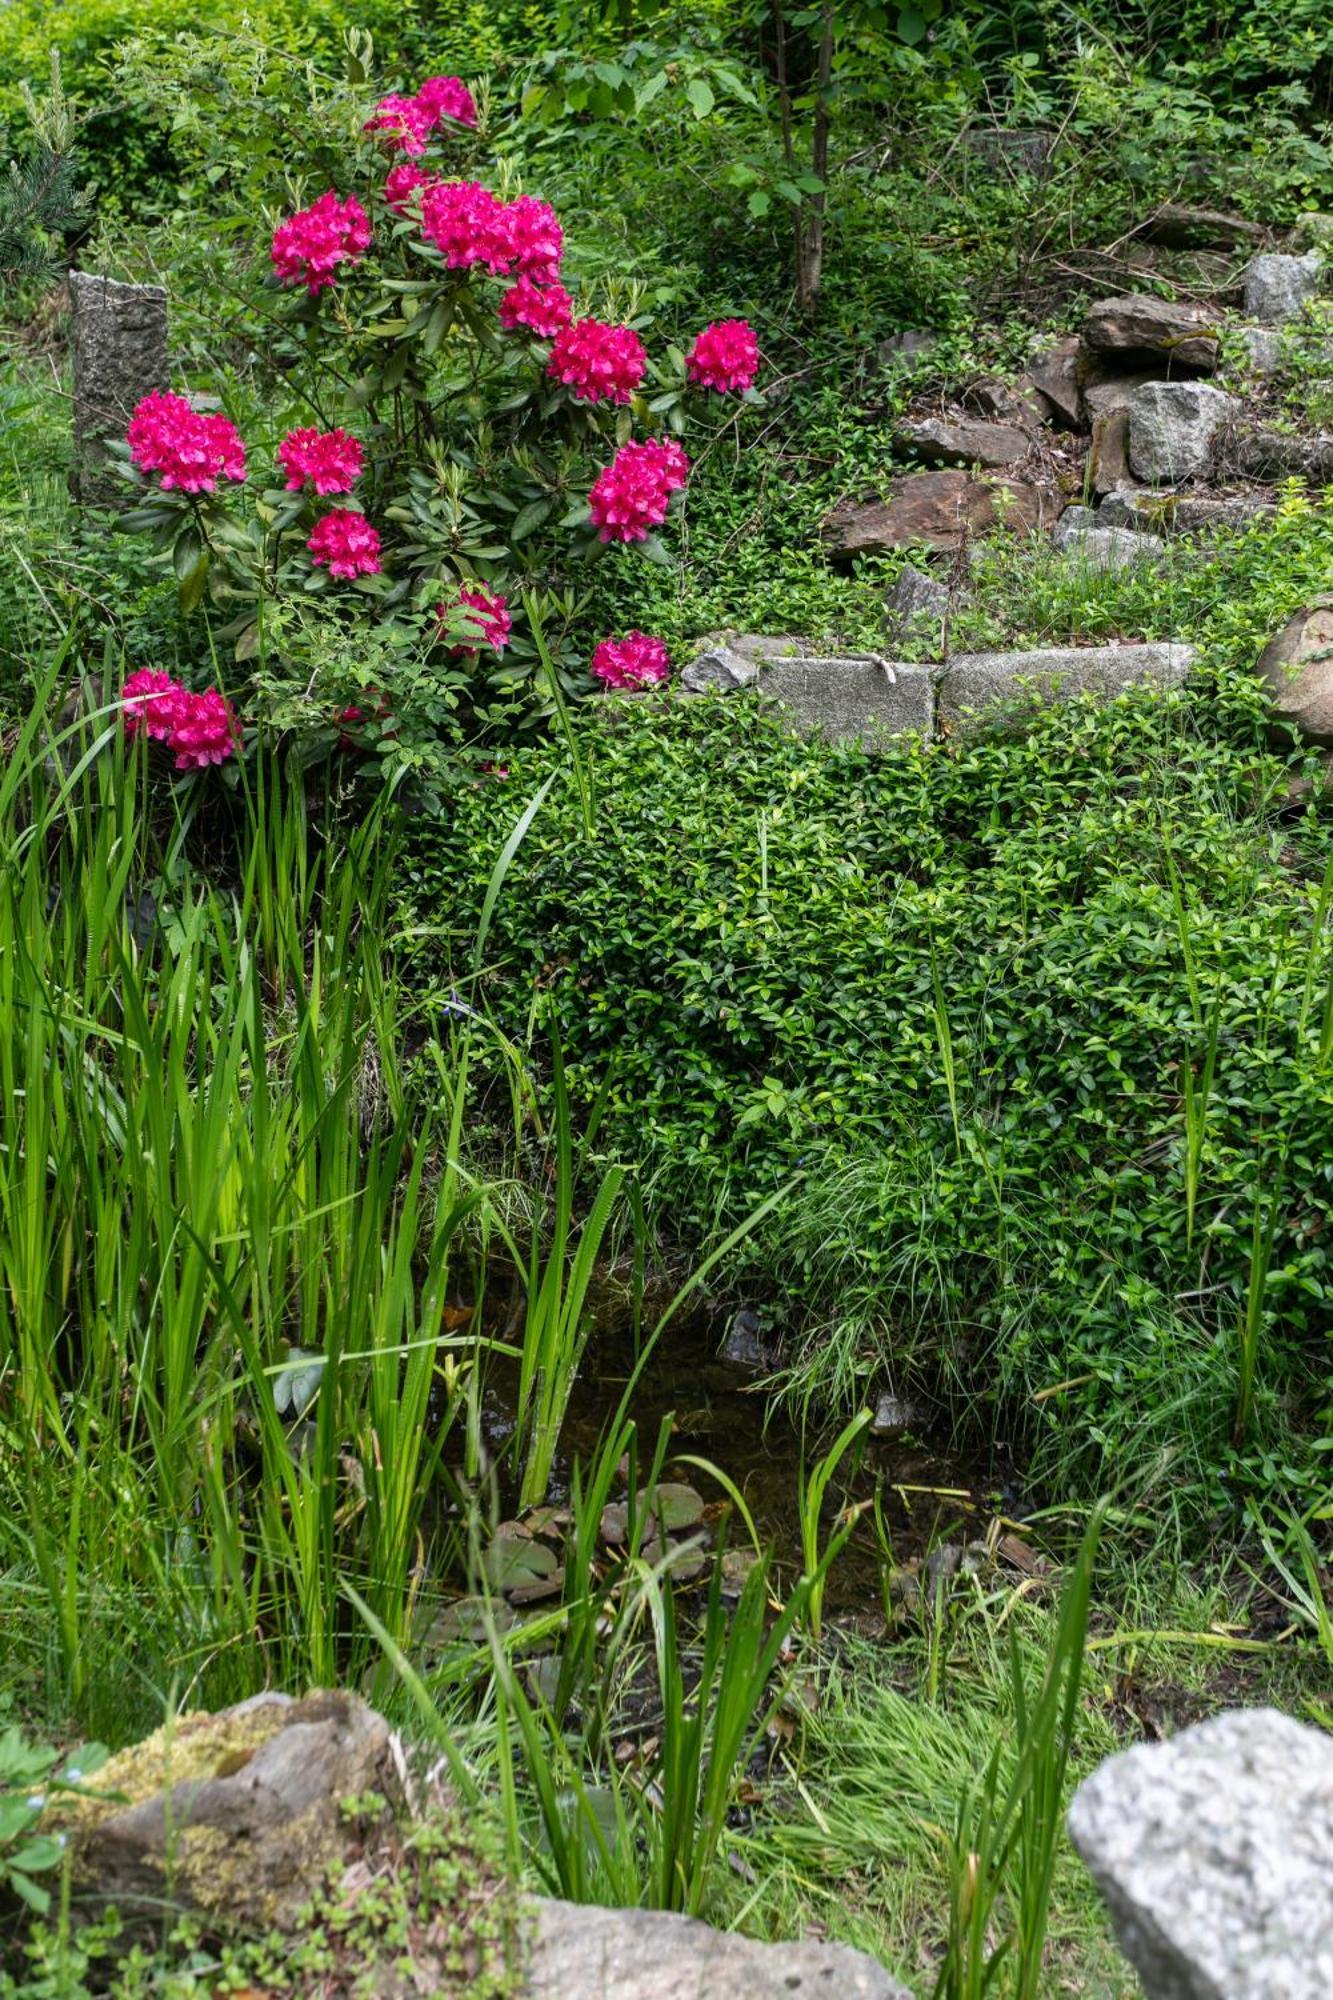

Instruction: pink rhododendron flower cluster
[364,92,433,156]
[385,162,435,213]
[499,195,563,281]
[420,180,511,270]
[121,673,238,770]
[440,584,512,653]
[415,74,478,128]
[127,391,247,493]
[271,192,371,293]
[547,318,646,405]
[122,669,183,742]
[364,75,477,153]
[307,509,383,579]
[278,427,363,495]
[498,276,573,337]
[686,318,760,394]
[590,631,670,691]
[588,436,689,543]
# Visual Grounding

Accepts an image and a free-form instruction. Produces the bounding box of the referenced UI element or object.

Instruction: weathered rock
[1244,249,1322,323]
[1099,488,1274,536]
[1052,515,1165,568]
[527,1901,909,2000]
[964,127,1054,174]
[1083,368,1166,422]
[681,633,805,692]
[47,1692,399,1931]
[1227,426,1333,483]
[1082,294,1220,371]
[1137,203,1267,250]
[1089,409,1133,496]
[1239,325,1285,375]
[871,1393,921,1439]
[758,655,935,744]
[1021,335,1084,428]
[968,376,1045,426]
[1290,212,1333,254]
[878,329,937,367]
[1256,603,1333,744]
[894,414,1029,469]
[1128,380,1240,482]
[69,272,169,506]
[886,562,950,629]
[823,470,1059,556]
[938,643,1194,728]
[719,1307,775,1370]
[1068,1708,1333,2000]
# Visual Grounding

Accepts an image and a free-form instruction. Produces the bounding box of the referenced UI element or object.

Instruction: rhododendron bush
[112,61,761,782]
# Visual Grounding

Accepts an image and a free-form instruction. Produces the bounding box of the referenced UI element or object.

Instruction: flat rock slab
[1068,1708,1333,2000]
[894,415,1030,469]
[1100,488,1275,535]
[823,469,1060,555]
[526,1901,909,2000]
[939,642,1194,727]
[683,646,934,744]
[1083,294,1220,371]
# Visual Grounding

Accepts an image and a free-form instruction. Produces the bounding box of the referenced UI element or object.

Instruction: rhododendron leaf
[512,498,553,541]
[639,534,671,566]
[235,622,261,664]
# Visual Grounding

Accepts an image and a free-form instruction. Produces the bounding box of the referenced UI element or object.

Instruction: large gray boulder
[1068,1708,1333,2000]
[69,272,169,505]
[939,642,1194,727]
[527,1901,909,1999]
[1256,603,1333,743]
[1128,381,1240,482]
[1244,250,1322,323]
[1083,295,1220,371]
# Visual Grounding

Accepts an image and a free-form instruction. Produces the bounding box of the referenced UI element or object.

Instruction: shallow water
[476,1305,1017,1615]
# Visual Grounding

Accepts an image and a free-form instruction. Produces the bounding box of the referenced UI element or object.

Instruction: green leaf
[686,77,715,120]
[747,190,772,218]
[511,497,553,542]
[897,6,928,42]
[635,70,669,111]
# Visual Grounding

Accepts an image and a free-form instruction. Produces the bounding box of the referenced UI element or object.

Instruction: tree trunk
[795,2,833,317]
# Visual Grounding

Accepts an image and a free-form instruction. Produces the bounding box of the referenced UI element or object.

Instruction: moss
[46,1702,289,1843]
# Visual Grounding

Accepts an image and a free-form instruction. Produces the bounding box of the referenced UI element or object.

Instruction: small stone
[719,1308,773,1369]
[939,642,1195,728]
[968,376,1045,426]
[871,1392,920,1438]
[823,469,1061,555]
[1256,602,1333,744]
[1240,324,1285,375]
[1128,381,1240,482]
[887,563,950,625]
[1228,428,1333,482]
[894,414,1030,469]
[681,647,761,694]
[1244,249,1322,324]
[1083,294,1220,372]
[1068,1708,1333,2000]
[1082,367,1168,422]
